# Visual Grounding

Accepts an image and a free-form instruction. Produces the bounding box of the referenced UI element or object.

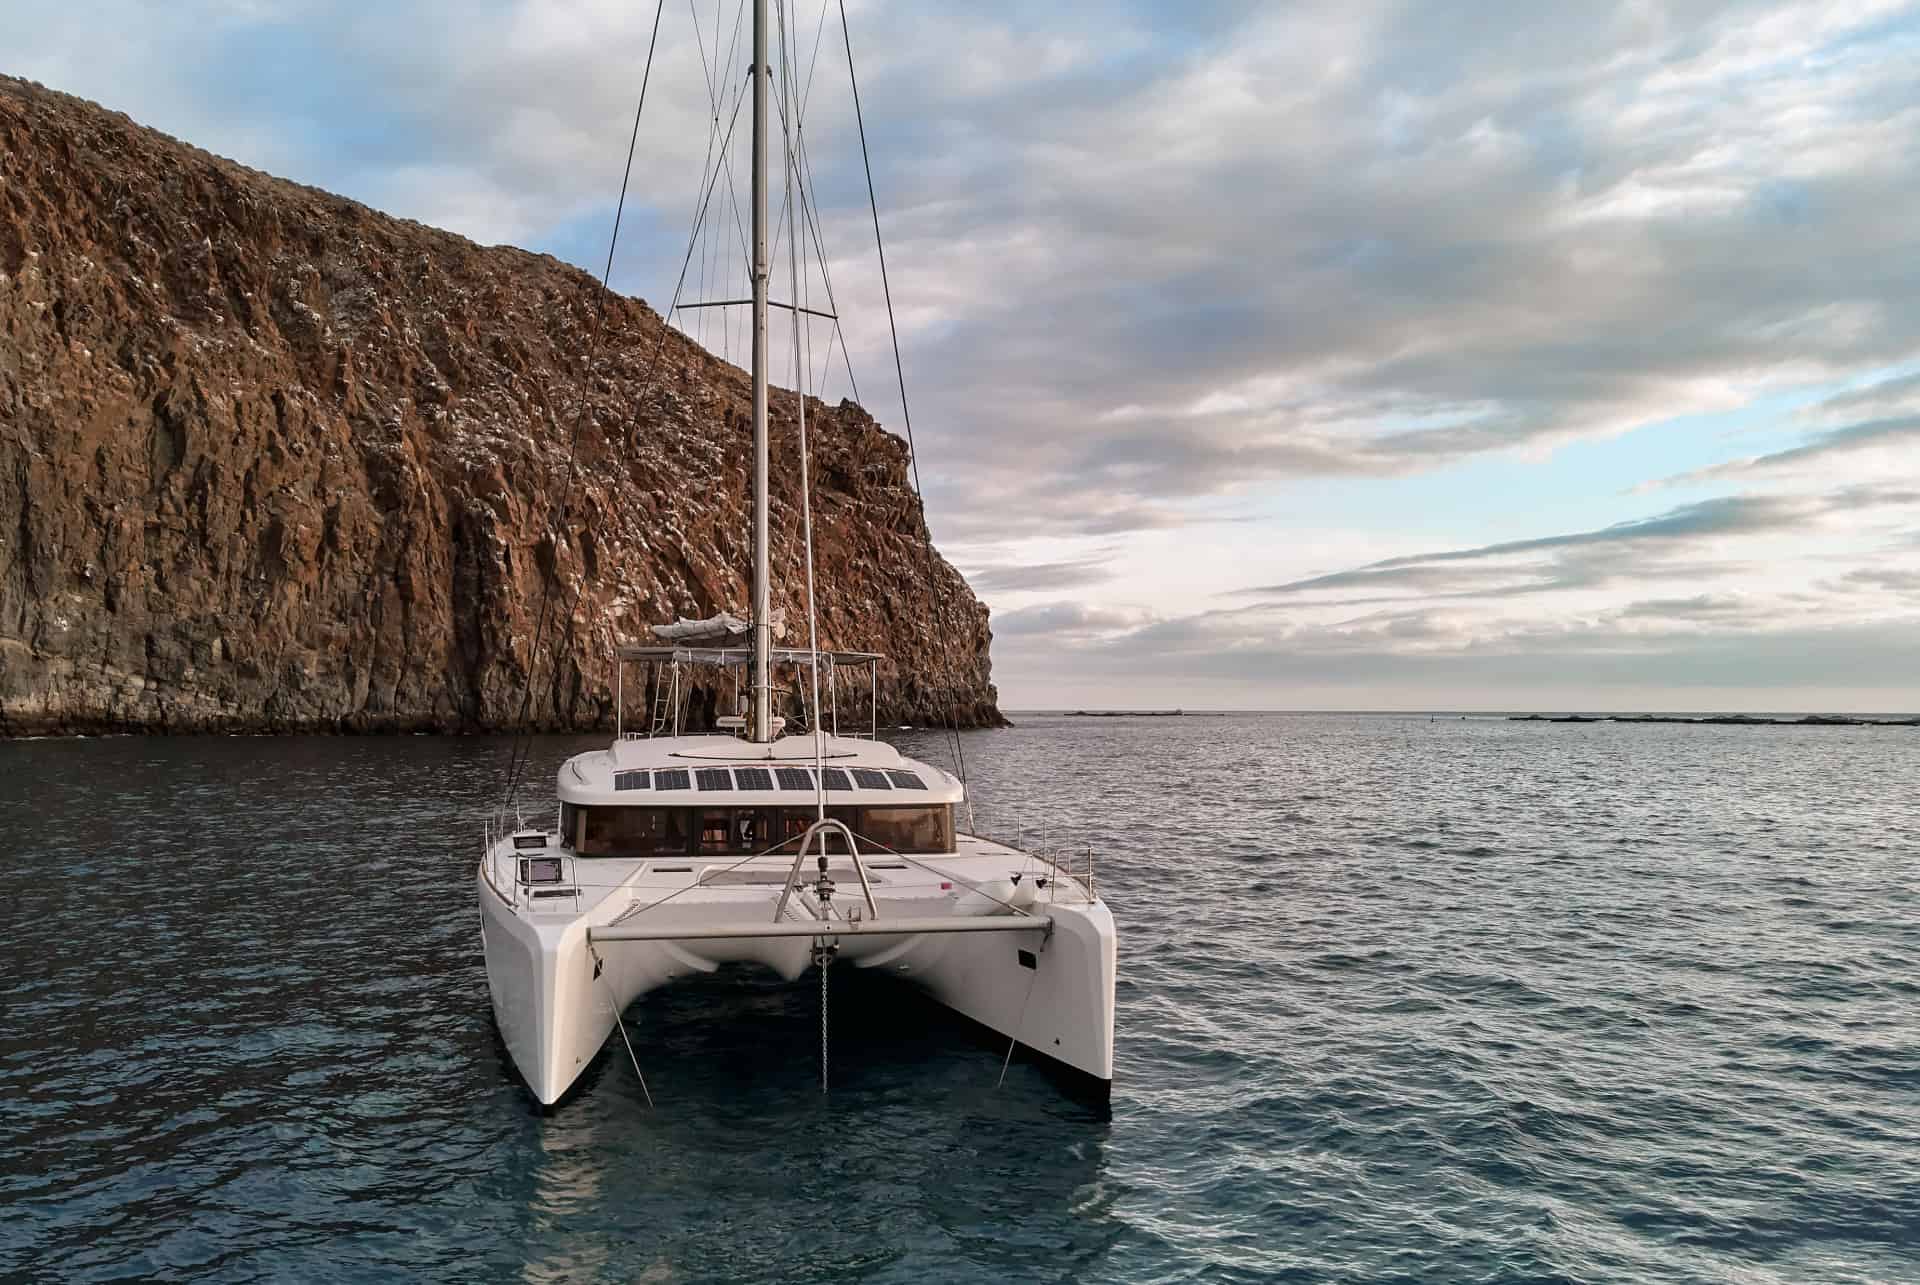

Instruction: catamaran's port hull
[478,870,1115,1106]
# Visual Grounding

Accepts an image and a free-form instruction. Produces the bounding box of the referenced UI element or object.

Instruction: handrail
[772,818,880,922]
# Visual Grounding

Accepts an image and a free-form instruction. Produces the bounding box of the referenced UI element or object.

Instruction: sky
[8,0,1920,711]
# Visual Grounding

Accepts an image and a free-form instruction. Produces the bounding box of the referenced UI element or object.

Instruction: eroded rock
[0,75,1002,734]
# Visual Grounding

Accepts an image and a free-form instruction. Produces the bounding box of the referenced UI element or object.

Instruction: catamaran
[475,0,1116,1106]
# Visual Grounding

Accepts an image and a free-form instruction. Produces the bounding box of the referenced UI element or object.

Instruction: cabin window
[575,806,689,857]
[561,804,954,856]
[698,810,733,854]
[857,806,954,854]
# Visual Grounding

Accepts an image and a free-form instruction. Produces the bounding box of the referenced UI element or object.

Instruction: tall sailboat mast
[749,0,774,742]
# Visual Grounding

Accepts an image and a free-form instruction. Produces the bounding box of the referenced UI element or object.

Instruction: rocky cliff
[0,75,1002,734]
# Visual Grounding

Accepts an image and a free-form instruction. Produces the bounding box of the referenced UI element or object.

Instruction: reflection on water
[3,717,1916,1282]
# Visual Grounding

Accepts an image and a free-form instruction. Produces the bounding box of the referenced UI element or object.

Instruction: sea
[3,712,1916,1283]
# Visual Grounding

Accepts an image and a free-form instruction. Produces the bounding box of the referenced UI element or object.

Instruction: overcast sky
[10,0,1920,710]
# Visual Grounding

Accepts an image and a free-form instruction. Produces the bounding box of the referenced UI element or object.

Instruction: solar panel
[820,768,852,791]
[613,770,649,790]
[695,768,733,791]
[654,769,691,790]
[886,770,926,790]
[775,767,814,791]
[851,768,892,790]
[733,767,774,791]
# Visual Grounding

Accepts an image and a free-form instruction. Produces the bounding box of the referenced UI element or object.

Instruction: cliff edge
[0,75,1002,734]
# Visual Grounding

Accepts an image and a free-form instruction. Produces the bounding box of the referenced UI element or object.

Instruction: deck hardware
[773,817,878,922]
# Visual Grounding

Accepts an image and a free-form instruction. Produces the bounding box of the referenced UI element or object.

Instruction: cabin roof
[556,734,962,805]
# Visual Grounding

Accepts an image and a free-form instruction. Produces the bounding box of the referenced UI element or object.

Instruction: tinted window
[696,810,733,853]
[565,805,953,857]
[856,806,954,854]
[577,807,689,857]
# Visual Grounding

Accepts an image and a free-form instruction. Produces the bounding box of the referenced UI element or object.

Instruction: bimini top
[557,733,963,806]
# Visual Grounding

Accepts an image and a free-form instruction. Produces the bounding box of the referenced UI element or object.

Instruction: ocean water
[3,713,1916,1283]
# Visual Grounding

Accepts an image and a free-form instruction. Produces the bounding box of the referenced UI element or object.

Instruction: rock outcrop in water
[0,75,1003,734]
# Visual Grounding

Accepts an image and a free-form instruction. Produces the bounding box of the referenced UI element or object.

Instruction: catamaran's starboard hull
[478,867,1115,1106]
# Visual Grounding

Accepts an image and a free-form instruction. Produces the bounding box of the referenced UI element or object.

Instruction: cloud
[10,0,1920,709]
[963,556,1114,593]
[1837,566,1920,593]
[1664,414,1920,486]
[1219,489,1919,613]
[17,1,1920,545]
[1808,370,1920,421]
[991,600,1152,636]
[993,577,1920,706]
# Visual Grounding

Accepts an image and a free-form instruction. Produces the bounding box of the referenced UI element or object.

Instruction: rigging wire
[835,0,973,811]
[503,24,752,818]
[497,0,667,821]
[777,0,828,824]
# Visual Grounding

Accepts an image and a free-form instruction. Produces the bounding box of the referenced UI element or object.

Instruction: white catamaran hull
[479,861,1115,1106]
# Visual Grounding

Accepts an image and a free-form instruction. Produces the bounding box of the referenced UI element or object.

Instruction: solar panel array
[606,765,934,792]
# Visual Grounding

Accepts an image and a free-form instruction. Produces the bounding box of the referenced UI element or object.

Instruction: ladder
[649,662,681,736]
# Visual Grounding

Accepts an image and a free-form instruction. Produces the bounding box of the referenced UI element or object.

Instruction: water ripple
[1,716,1916,1281]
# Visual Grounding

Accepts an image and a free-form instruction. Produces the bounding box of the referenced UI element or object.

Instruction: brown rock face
[0,76,1002,734]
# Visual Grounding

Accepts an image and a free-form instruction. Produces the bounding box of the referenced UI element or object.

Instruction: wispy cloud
[964,556,1114,594]
[1663,415,1920,486]
[9,0,1920,707]
[1231,489,1920,605]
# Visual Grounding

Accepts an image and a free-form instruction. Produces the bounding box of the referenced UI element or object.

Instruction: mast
[749,0,774,742]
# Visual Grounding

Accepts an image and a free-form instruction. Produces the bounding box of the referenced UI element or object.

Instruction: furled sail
[649,611,786,643]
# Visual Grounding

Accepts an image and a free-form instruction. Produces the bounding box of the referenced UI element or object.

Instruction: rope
[774,0,830,821]
[598,955,655,1108]
[835,0,973,802]
[998,962,1043,1090]
[497,0,667,821]
[502,63,751,822]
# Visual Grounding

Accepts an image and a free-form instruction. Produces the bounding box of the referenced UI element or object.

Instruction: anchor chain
[816,939,833,1093]
[815,855,836,1094]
